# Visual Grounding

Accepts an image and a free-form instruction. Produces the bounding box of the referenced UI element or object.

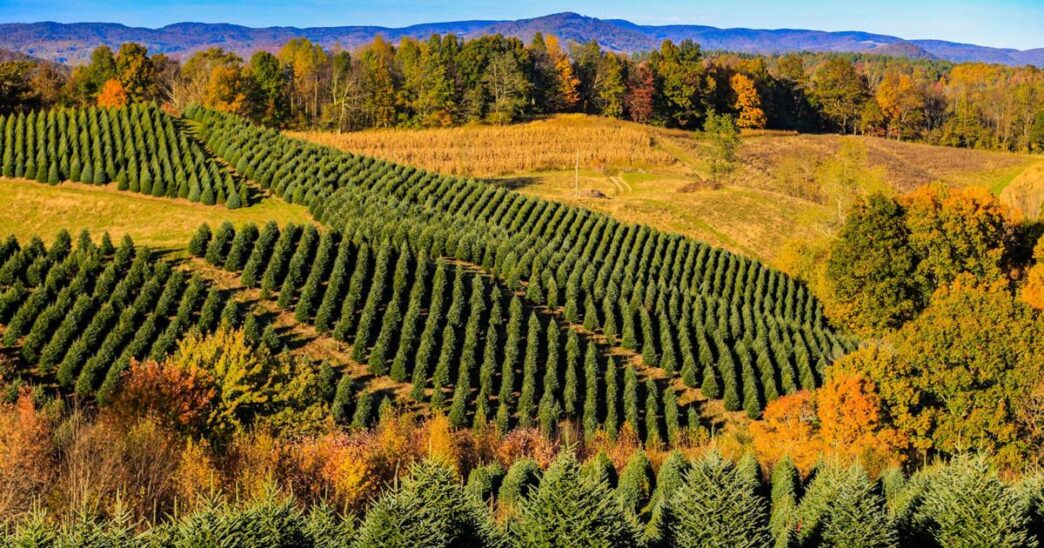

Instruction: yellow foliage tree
[730,73,767,129]
[545,35,580,111]
[1021,237,1044,310]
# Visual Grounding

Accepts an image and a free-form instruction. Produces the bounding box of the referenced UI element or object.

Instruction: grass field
[0,178,315,249]
[295,115,1044,266]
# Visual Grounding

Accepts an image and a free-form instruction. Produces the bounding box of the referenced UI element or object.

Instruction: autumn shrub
[0,389,55,520]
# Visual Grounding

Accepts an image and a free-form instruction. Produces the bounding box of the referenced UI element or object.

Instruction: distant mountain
[0,12,1040,67]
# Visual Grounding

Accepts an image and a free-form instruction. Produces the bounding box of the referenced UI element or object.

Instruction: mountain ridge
[0,12,1040,66]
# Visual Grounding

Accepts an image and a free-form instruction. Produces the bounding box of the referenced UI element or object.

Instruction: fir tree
[512,453,639,547]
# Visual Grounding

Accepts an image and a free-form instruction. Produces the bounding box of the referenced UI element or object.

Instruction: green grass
[0,178,315,250]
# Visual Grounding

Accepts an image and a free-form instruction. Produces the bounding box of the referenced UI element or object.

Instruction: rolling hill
[1,12,1040,66]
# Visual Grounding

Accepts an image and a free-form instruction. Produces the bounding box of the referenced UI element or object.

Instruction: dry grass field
[289,114,679,176]
[0,178,315,249]
[289,115,1044,266]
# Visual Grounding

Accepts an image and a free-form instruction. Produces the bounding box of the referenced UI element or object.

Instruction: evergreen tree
[617,450,655,518]
[511,453,639,547]
[188,223,211,258]
[355,460,503,548]
[663,452,771,548]
[916,455,1031,547]
[794,464,897,548]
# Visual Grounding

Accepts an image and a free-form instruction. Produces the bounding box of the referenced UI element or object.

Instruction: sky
[1,0,1042,50]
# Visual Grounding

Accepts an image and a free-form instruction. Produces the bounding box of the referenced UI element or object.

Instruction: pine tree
[617,450,655,517]
[517,312,542,428]
[623,366,639,431]
[512,453,639,547]
[663,452,771,548]
[188,224,211,257]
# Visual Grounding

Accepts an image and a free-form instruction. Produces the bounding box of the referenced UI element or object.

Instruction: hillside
[2,12,1041,65]
[293,114,1044,265]
[0,101,1041,545]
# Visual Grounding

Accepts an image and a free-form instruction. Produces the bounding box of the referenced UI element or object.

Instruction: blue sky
[1,0,1042,50]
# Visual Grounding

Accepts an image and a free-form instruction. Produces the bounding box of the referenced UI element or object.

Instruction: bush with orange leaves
[750,372,906,477]
[96,79,128,108]
[110,358,217,437]
[0,389,54,520]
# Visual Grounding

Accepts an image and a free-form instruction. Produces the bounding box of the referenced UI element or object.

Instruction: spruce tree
[512,453,639,547]
[188,224,211,258]
[663,452,771,548]
[617,450,655,518]
[794,464,897,548]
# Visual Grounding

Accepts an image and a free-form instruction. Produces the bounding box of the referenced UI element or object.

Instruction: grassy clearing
[0,177,315,250]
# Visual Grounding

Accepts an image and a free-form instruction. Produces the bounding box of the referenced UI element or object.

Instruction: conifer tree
[356,460,503,548]
[618,450,655,518]
[663,452,771,548]
[794,464,897,548]
[512,453,639,547]
[517,312,542,428]
[240,222,279,288]
[916,455,1031,547]
[563,330,581,417]
[769,456,800,548]
[205,222,235,266]
[582,343,600,438]
[188,223,211,258]
[623,366,639,431]
[605,357,620,439]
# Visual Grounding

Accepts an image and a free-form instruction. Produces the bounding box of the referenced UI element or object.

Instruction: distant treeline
[0,34,1042,151]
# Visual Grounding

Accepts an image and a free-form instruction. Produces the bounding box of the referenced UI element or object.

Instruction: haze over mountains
[1,11,1041,66]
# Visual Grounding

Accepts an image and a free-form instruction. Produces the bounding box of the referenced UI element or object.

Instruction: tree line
[1,35,1042,151]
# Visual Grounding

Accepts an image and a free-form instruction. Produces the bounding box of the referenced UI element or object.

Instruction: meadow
[0,177,314,249]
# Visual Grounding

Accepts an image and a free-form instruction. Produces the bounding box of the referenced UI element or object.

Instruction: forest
[1,33,1044,152]
[0,26,1042,548]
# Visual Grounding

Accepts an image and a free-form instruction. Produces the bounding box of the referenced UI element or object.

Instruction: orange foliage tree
[96,78,128,107]
[730,73,767,129]
[0,390,54,519]
[750,372,905,475]
[111,358,217,436]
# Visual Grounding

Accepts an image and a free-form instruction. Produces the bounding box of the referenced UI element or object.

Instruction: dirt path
[185,258,424,410]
